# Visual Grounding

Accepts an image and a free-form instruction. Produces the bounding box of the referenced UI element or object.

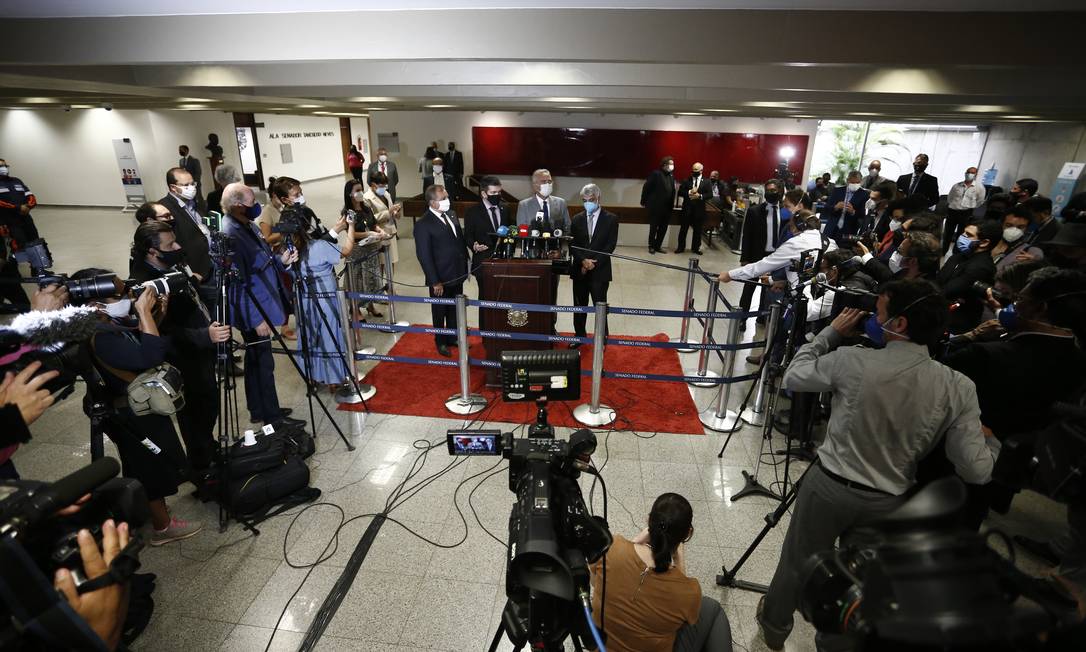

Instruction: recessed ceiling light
[850,112,880,116]
[69,104,94,109]
[177,97,213,102]
[958,104,1011,113]
[702,108,737,113]
[743,101,794,108]
[1003,114,1040,120]
[559,106,593,110]
[423,104,456,109]
[541,97,590,103]
[266,107,288,111]
[347,97,396,102]
[366,107,386,111]
[297,104,321,109]
[176,104,206,110]
[20,97,56,104]
[675,112,704,116]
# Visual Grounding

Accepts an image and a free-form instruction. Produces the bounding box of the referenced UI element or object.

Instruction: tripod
[716,457,819,593]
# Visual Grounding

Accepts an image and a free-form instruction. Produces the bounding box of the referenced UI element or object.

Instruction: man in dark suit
[569,184,619,345]
[159,167,214,302]
[937,219,1001,334]
[822,170,870,243]
[737,178,783,328]
[463,175,513,291]
[1024,195,1061,247]
[676,162,711,255]
[445,141,465,187]
[415,185,472,357]
[366,147,400,201]
[640,155,676,254]
[896,153,940,209]
[178,145,205,212]
[422,157,458,199]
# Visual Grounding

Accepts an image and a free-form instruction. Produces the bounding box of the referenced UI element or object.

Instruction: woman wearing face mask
[342,180,391,321]
[72,268,201,545]
[589,493,733,652]
[991,205,1045,273]
[361,171,401,270]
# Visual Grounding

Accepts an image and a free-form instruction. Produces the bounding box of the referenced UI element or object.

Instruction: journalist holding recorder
[755,279,1001,651]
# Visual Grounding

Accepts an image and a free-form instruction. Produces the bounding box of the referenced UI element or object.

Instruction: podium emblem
[507,309,529,328]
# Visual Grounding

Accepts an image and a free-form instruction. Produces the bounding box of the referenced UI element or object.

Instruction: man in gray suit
[515,169,570,233]
[366,147,400,201]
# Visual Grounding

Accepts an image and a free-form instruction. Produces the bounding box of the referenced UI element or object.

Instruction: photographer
[272,176,346,245]
[129,221,230,473]
[53,518,132,651]
[804,249,877,326]
[755,279,999,650]
[589,493,733,652]
[71,268,201,545]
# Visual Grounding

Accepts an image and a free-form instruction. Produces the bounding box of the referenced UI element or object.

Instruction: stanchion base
[336,383,376,404]
[683,368,721,388]
[669,337,696,354]
[573,403,616,427]
[731,470,781,502]
[445,393,488,415]
[355,346,377,356]
[739,407,765,427]
[699,408,741,433]
[378,320,410,333]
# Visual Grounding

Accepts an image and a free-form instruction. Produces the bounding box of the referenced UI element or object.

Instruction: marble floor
[12,176,1068,651]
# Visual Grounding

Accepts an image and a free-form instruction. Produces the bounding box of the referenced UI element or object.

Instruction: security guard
[0,158,39,248]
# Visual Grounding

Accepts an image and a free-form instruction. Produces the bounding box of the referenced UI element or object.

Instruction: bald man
[676,162,711,254]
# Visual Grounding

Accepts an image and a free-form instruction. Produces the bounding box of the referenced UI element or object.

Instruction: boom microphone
[0,305,99,357]
[20,457,121,528]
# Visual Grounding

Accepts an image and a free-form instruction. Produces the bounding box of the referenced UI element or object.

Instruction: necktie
[589,212,596,239]
[771,205,780,248]
[909,174,920,195]
[542,199,549,222]
[381,162,386,174]
[489,206,499,232]
[441,212,456,236]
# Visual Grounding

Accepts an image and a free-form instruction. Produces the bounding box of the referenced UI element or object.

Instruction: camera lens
[67,274,122,301]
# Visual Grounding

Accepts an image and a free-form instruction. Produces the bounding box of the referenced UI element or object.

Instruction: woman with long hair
[284,206,357,393]
[343,179,391,320]
[590,493,732,652]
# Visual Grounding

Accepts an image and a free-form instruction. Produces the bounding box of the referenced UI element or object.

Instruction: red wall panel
[471,126,807,182]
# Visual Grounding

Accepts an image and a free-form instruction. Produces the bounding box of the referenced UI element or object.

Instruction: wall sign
[1051,161,1084,218]
[112,138,145,207]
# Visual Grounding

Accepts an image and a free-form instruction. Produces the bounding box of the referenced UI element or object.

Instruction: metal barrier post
[381,246,409,332]
[345,258,376,355]
[684,279,721,387]
[739,301,782,426]
[573,302,616,426]
[700,313,741,431]
[335,286,377,403]
[669,258,699,354]
[445,294,487,415]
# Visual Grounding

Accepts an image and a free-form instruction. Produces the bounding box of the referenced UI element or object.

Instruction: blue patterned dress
[294,239,350,384]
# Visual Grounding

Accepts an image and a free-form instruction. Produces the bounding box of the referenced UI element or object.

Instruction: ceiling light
[423,104,456,109]
[1003,114,1040,120]
[779,146,796,160]
[347,96,396,103]
[957,104,1011,113]
[702,108,737,113]
[266,107,288,111]
[176,104,206,110]
[559,106,593,110]
[20,97,56,104]
[297,104,321,109]
[177,97,213,102]
[540,97,590,103]
[675,112,704,116]
[849,112,880,116]
[743,101,794,109]
[69,104,93,109]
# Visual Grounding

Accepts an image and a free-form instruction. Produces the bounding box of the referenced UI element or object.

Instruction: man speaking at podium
[463,175,512,290]
[516,168,570,334]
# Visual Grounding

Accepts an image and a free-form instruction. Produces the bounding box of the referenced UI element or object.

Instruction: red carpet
[339,329,706,435]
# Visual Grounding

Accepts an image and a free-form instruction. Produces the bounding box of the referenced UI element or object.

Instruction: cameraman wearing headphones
[718,210,830,289]
[70,268,201,546]
[130,221,230,476]
[755,279,1000,650]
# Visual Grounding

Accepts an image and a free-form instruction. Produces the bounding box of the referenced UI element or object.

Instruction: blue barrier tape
[355,352,459,367]
[601,370,760,385]
[347,292,456,306]
[467,329,593,345]
[604,337,766,351]
[351,321,456,336]
[470,299,594,314]
[468,358,501,368]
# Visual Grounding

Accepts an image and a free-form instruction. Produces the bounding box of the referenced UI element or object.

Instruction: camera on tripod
[829,287,879,318]
[14,239,123,301]
[789,248,823,283]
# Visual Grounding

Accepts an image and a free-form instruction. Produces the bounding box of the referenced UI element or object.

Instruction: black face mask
[765,191,780,204]
[914,163,927,174]
[157,249,185,266]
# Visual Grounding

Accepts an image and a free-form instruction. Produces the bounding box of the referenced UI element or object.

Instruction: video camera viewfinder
[447,430,504,456]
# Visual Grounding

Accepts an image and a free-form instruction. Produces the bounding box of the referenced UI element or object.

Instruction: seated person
[590,492,732,652]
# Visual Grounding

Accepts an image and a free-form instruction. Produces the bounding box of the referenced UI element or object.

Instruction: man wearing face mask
[863,181,900,242]
[178,145,204,212]
[1039,222,1086,271]
[422,157,456,198]
[366,147,399,201]
[676,162,710,255]
[569,184,619,346]
[641,156,677,254]
[896,153,940,210]
[130,221,230,474]
[756,279,998,651]
[991,205,1044,273]
[823,170,869,244]
[1023,195,1062,248]
[463,175,513,290]
[516,168,571,233]
[860,160,886,190]
[859,231,941,286]
[728,179,788,328]
[415,185,470,357]
[272,177,344,245]
[0,158,40,248]
[945,166,987,254]
[160,168,213,288]
[937,219,1002,334]
[221,183,304,430]
[1008,178,1038,205]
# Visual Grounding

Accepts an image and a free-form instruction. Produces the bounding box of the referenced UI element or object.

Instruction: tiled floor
[14,177,1068,651]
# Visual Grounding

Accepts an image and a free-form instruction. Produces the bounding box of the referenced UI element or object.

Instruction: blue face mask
[780,207,793,221]
[245,203,262,220]
[863,314,908,347]
[955,234,977,253]
[583,200,599,214]
[997,303,1019,330]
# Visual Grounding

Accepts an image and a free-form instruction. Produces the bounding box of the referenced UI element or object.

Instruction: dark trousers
[430,282,462,346]
[648,208,671,250]
[943,208,973,254]
[349,167,365,182]
[677,210,705,252]
[174,357,218,470]
[241,328,281,422]
[572,276,609,337]
[673,596,734,652]
[0,258,29,308]
[102,410,188,501]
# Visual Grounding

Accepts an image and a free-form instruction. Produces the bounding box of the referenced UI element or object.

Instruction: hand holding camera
[133,286,159,318]
[0,360,60,426]
[53,520,131,651]
[831,307,867,337]
[280,248,299,266]
[31,283,70,312]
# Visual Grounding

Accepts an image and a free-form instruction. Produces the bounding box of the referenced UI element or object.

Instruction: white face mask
[436,198,451,212]
[538,183,553,198]
[102,298,132,319]
[378,154,388,162]
[0,166,8,176]
[375,187,387,197]
[847,182,861,192]
[178,184,197,200]
[353,191,366,201]
[1003,226,1025,243]
[666,164,675,173]
[868,169,879,177]
[889,219,903,232]
[293,194,306,206]
[432,165,443,174]
[888,251,904,274]
[965,172,976,181]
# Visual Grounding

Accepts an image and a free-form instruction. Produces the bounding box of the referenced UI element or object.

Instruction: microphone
[21,457,121,527]
[815,272,828,284]
[0,305,99,355]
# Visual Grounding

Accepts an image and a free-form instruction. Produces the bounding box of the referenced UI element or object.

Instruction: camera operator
[938,219,1002,334]
[589,493,733,652]
[70,268,202,545]
[220,183,304,429]
[272,176,346,245]
[855,230,941,286]
[129,221,230,474]
[940,267,1086,529]
[718,211,829,289]
[804,249,877,327]
[755,279,1000,651]
[53,518,133,651]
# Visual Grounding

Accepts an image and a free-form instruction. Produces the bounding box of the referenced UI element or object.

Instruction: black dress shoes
[274,416,307,430]
[437,344,452,357]
[674,248,686,254]
[692,249,704,255]
[657,247,669,254]
[649,248,657,255]
[250,408,293,425]
[569,341,583,349]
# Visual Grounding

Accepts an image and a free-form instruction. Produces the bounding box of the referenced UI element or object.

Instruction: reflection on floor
[14,177,1068,651]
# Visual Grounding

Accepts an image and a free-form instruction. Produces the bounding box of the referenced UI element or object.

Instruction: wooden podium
[480,259,555,387]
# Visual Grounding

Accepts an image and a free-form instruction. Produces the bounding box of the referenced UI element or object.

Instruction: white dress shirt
[729,228,825,288]
[586,208,600,238]
[764,203,780,253]
[947,181,985,211]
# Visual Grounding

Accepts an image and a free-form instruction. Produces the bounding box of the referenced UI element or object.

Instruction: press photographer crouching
[756,279,1000,650]
[804,249,878,327]
[70,268,202,545]
[129,221,230,474]
[590,493,732,652]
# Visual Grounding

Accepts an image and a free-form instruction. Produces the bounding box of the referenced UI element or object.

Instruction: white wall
[253,113,345,183]
[368,110,817,205]
[0,108,239,206]
[978,123,1086,195]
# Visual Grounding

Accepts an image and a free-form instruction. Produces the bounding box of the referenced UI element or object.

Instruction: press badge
[141,438,163,455]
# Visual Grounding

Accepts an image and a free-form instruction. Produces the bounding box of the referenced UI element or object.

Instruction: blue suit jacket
[224,216,288,329]
[822,186,869,242]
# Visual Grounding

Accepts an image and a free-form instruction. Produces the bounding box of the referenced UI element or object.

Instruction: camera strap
[75,536,144,595]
